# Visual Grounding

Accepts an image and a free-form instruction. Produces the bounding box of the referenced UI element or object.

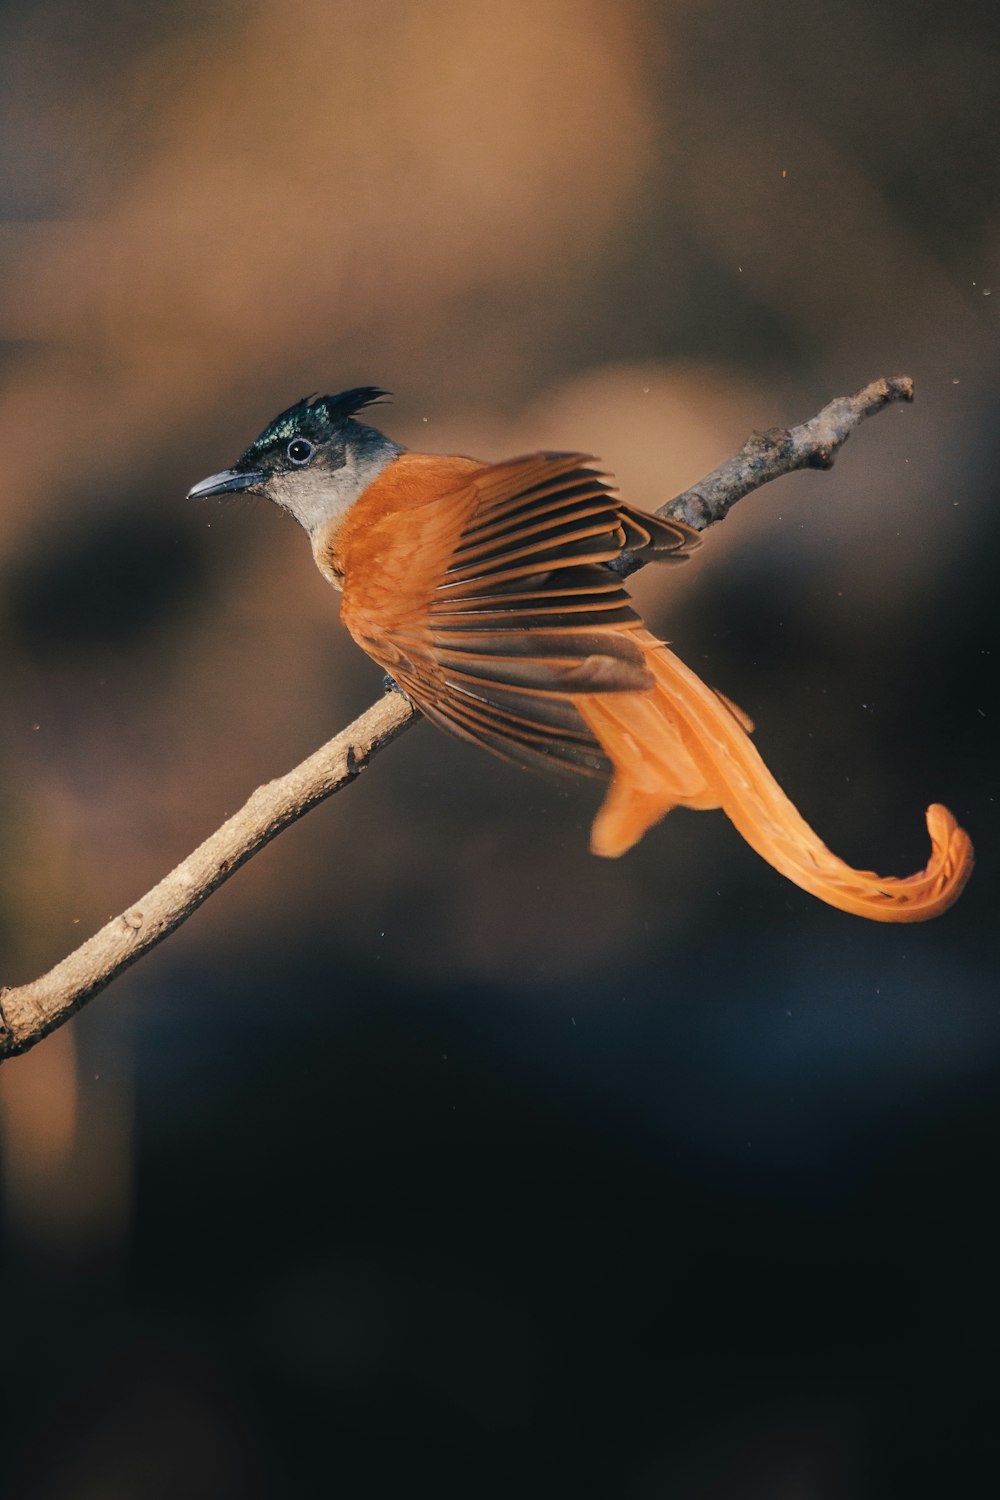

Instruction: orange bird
[188,387,973,921]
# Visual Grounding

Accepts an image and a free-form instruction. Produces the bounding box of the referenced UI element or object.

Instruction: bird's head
[186,387,401,535]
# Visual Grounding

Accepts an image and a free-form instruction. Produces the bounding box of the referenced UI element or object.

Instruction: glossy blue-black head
[187,387,402,536]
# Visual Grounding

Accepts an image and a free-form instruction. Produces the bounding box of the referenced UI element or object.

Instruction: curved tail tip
[922,801,974,910]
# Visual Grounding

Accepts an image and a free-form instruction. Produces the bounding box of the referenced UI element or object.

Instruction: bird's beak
[186,468,265,499]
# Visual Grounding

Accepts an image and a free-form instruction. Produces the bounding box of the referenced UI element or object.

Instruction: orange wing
[340,452,698,778]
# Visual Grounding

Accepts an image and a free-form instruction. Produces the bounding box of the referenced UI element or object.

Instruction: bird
[187,386,973,922]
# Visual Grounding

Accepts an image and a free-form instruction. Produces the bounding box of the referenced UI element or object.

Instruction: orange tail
[575,637,973,922]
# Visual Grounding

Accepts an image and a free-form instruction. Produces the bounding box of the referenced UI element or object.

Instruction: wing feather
[340,452,698,776]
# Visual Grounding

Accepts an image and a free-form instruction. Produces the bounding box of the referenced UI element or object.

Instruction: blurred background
[0,1,997,1494]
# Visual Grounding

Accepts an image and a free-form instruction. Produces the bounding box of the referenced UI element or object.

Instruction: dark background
[0,2,997,1495]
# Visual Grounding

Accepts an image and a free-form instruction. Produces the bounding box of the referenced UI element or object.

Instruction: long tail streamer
[578,636,973,922]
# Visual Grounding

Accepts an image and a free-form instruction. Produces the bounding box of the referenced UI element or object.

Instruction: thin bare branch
[1,693,416,1056]
[609,374,914,576]
[0,376,913,1060]
[660,373,912,531]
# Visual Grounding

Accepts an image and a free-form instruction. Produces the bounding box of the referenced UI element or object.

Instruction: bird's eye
[287,438,314,465]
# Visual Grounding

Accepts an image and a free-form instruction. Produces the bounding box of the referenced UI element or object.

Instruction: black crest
[240,386,392,463]
[313,387,391,423]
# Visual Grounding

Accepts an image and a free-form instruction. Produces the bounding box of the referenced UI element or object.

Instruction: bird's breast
[312,451,483,592]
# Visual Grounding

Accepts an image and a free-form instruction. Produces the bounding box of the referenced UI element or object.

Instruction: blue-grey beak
[186,468,265,500]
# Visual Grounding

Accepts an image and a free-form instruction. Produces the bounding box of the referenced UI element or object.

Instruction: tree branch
[0,376,914,1060]
[658,373,912,531]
